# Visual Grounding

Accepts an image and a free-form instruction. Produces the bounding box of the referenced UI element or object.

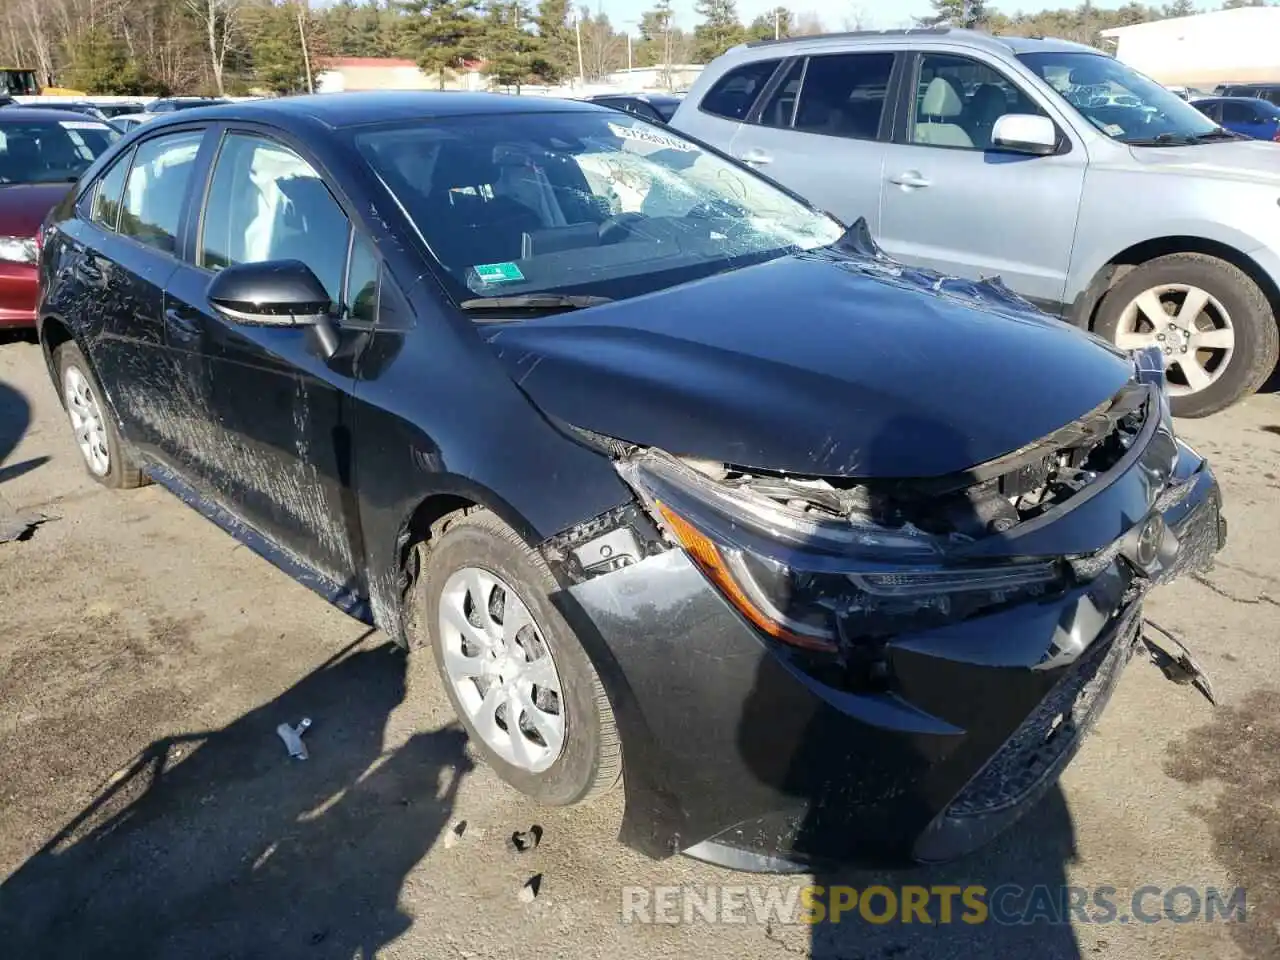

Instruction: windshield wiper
[459,294,613,314]
[1127,128,1241,146]
[1187,128,1245,142]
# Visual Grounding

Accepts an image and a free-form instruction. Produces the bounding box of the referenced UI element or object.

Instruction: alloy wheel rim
[1113,283,1234,397]
[63,365,110,476]
[438,566,565,773]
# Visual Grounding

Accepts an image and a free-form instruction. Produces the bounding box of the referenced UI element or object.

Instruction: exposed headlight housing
[0,235,38,265]
[617,451,1062,655]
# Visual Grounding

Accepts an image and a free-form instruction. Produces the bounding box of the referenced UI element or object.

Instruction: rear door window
[1222,101,1258,124]
[700,59,782,121]
[119,130,204,254]
[199,132,351,302]
[792,53,895,141]
[89,150,133,231]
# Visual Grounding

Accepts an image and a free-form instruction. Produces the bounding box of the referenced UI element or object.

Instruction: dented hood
[483,253,1134,478]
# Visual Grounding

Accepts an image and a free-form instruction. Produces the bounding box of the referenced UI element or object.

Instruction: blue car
[1193,96,1280,141]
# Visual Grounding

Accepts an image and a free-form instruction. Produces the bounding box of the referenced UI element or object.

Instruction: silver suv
[672,28,1280,417]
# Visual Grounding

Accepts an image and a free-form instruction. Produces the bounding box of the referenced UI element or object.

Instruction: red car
[0,108,119,328]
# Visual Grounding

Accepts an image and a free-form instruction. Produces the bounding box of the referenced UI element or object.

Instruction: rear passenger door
[727,51,898,234]
[74,127,207,459]
[877,51,1086,309]
[163,128,371,587]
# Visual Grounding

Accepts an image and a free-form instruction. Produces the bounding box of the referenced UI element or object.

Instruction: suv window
[119,130,203,254]
[200,133,351,302]
[759,59,804,129]
[89,149,132,231]
[792,53,894,140]
[700,59,781,121]
[346,233,380,325]
[913,54,1045,151]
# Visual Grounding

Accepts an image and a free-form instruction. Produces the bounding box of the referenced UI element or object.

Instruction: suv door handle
[889,171,931,189]
[165,307,200,342]
[737,148,773,166]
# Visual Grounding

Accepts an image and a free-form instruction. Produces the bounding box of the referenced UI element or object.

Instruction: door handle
[889,171,931,189]
[164,307,200,342]
[737,148,773,166]
[75,260,102,283]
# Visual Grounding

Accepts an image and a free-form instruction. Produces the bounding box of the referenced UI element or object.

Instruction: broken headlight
[618,451,1062,654]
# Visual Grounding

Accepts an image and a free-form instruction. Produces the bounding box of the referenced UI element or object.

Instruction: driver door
[163,130,371,586]
[877,52,1087,310]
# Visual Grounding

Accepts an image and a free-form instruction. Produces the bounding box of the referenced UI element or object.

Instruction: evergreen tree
[693,0,744,63]
[484,0,540,90]
[534,0,573,80]
[400,0,484,89]
[915,0,990,29]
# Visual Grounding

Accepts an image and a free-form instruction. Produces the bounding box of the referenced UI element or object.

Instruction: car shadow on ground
[0,379,31,468]
[0,631,474,960]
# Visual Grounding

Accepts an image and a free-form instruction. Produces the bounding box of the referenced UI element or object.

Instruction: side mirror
[991,114,1058,155]
[207,259,340,357]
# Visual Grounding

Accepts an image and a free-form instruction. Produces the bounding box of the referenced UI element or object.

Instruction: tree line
[1,0,1271,98]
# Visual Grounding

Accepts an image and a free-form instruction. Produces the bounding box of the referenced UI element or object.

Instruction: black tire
[53,342,148,489]
[419,509,621,806]
[1094,253,1279,418]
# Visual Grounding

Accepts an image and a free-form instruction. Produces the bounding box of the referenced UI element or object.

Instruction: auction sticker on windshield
[607,121,697,152]
[473,261,525,284]
[58,120,112,131]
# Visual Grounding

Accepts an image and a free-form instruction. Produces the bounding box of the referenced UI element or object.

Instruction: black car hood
[483,250,1134,478]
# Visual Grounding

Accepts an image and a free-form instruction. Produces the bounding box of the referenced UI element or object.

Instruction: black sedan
[581,92,683,123]
[37,92,1224,871]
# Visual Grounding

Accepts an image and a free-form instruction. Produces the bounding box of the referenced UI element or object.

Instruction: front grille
[947,612,1140,819]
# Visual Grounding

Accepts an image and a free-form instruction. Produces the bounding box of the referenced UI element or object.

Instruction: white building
[1100,7,1280,87]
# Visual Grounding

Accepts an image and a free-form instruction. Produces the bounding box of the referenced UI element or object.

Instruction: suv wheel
[1094,253,1278,418]
[420,510,622,806]
[54,342,148,489]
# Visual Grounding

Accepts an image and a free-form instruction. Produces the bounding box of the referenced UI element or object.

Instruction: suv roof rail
[744,27,952,49]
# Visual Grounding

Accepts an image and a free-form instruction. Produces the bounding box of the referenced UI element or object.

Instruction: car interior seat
[966,83,1010,149]
[915,76,974,148]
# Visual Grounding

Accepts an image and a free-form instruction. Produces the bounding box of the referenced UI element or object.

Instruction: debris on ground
[444,820,468,849]
[0,498,58,544]
[276,718,312,760]
[507,825,543,854]
[517,874,542,903]
[1143,620,1217,706]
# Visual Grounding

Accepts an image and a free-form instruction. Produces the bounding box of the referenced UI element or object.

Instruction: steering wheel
[598,212,649,244]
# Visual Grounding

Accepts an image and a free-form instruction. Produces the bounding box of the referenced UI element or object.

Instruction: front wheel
[1093,253,1278,418]
[420,510,621,806]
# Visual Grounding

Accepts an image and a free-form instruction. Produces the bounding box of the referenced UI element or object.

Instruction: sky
[600,0,1224,31]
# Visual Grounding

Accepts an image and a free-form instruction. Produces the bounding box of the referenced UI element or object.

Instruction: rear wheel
[1094,253,1278,418]
[420,510,621,805]
[54,342,148,489]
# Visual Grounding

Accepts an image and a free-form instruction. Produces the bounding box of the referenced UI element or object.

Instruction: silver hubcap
[438,567,565,773]
[63,365,110,476]
[1114,283,1234,397]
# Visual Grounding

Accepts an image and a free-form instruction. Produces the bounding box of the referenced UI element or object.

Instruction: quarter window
[199,133,350,302]
[792,53,894,140]
[89,150,132,231]
[912,54,1045,151]
[700,59,781,121]
[119,130,204,254]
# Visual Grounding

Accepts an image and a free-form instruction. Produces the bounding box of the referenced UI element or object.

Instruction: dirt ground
[1,333,1278,960]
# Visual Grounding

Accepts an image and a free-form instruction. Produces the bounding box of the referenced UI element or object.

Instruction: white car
[110,113,154,133]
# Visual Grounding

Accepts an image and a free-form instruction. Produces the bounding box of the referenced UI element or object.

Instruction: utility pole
[575,13,585,83]
[1081,0,1092,46]
[627,33,632,72]
[775,8,780,40]
[296,0,313,94]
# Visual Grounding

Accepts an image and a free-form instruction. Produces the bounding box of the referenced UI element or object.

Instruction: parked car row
[17,62,1225,873]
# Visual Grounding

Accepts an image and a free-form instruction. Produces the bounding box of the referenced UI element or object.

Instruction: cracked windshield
[355,111,842,303]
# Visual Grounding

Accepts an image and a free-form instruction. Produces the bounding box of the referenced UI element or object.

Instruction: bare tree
[793,10,826,35]
[842,4,869,30]
[183,0,239,95]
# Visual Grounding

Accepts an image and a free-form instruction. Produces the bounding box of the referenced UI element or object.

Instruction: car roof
[153,91,607,130]
[0,107,112,123]
[738,27,1097,57]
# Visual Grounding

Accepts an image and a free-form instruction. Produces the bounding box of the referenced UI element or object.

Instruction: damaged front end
[544,347,1225,870]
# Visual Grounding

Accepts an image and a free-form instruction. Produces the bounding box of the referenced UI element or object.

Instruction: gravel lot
[1,333,1278,960]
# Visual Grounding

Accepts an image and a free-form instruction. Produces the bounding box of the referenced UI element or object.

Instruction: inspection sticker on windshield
[607,121,697,152]
[58,120,111,132]
[473,261,525,284]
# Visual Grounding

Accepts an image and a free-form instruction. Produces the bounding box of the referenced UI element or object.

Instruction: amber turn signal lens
[656,501,838,653]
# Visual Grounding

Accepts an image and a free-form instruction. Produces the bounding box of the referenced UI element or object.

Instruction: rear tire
[419,509,621,806]
[1093,253,1278,418]
[54,342,148,489]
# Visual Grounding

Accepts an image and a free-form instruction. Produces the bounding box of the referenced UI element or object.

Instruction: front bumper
[562,441,1223,871]
[0,260,37,328]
